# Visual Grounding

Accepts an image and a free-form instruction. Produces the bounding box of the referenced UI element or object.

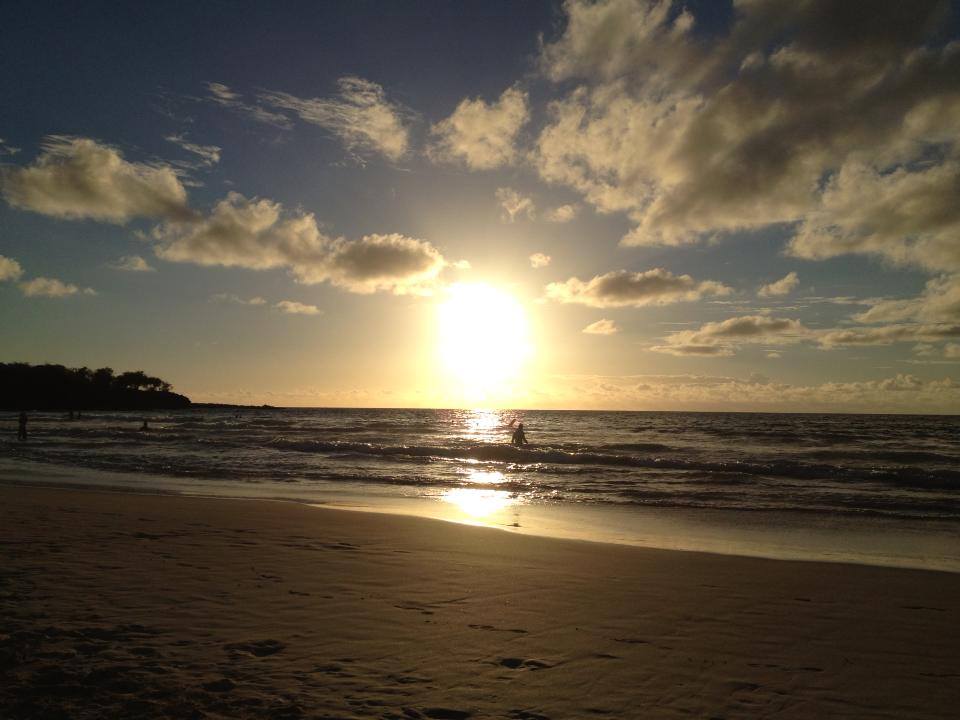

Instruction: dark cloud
[546,268,731,307]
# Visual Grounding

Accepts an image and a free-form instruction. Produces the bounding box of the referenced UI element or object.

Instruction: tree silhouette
[0,363,190,410]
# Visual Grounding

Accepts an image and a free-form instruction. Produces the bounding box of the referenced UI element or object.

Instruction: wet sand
[2,485,959,719]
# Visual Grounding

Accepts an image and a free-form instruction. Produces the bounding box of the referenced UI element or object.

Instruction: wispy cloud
[583,318,618,335]
[19,276,96,298]
[110,255,155,272]
[212,293,267,306]
[275,300,321,315]
[165,134,221,167]
[495,187,535,222]
[260,77,410,162]
[543,204,579,223]
[205,82,292,128]
[0,138,19,156]
[529,252,551,269]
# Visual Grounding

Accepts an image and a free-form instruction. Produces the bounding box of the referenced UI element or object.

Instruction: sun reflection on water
[441,468,518,522]
[461,409,513,442]
[442,488,517,519]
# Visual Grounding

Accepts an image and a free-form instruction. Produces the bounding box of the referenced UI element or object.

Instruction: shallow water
[3,407,959,571]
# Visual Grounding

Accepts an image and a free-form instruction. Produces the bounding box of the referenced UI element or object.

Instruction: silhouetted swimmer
[17,411,28,441]
[511,422,528,446]
[140,420,149,431]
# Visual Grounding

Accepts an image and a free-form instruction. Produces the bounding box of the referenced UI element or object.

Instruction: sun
[436,283,532,398]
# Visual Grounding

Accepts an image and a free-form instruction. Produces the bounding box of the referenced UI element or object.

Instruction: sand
[2,485,959,719]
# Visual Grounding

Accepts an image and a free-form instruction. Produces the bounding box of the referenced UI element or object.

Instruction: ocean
[3,408,959,569]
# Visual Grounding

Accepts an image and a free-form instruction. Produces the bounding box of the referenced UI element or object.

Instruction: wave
[806,449,958,464]
[265,438,960,489]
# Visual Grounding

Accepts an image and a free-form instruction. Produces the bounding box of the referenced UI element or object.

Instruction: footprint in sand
[498,657,553,671]
[202,678,236,692]
[613,637,650,645]
[509,711,551,720]
[468,624,527,634]
[421,708,473,719]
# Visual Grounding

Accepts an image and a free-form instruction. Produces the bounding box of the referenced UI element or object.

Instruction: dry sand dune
[2,485,959,719]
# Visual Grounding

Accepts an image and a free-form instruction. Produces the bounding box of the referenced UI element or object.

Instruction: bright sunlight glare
[437,283,532,398]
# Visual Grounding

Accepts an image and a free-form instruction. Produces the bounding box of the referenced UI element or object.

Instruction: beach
[3,484,959,719]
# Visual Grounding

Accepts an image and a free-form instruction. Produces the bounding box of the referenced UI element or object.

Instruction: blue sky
[2,0,959,411]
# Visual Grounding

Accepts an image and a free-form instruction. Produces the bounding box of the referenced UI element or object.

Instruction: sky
[1,0,960,412]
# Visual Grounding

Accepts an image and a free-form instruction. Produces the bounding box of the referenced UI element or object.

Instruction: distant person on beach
[511,422,528,446]
[17,411,28,441]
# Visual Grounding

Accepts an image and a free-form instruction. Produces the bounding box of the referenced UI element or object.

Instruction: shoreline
[2,456,959,573]
[3,483,960,718]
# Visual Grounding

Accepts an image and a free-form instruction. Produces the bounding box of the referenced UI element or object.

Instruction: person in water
[511,422,528,446]
[17,411,28,441]
[140,420,149,431]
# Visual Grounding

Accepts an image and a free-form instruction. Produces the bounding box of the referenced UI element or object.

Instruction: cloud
[1,136,193,223]
[758,271,799,297]
[154,192,449,295]
[110,255,155,272]
[817,324,960,348]
[583,318,618,335]
[165,134,221,167]
[155,192,327,271]
[496,187,535,222]
[205,82,291,128]
[546,268,731,308]
[543,204,579,223]
[853,275,960,324]
[533,0,960,263]
[540,372,960,413]
[0,138,19,156]
[428,86,528,169]
[212,293,267,305]
[319,233,447,295]
[275,300,321,315]
[0,255,23,281]
[653,315,810,356]
[529,252,551,269]
[788,160,960,271]
[260,77,410,161]
[651,308,960,356]
[19,277,96,298]
[650,343,735,357]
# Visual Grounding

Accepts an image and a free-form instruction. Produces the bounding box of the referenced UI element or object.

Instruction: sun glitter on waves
[436,283,532,401]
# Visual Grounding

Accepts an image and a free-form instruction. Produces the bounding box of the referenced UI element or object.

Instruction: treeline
[0,363,191,410]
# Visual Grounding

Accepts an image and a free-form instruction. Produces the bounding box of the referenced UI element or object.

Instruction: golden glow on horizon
[436,283,532,403]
